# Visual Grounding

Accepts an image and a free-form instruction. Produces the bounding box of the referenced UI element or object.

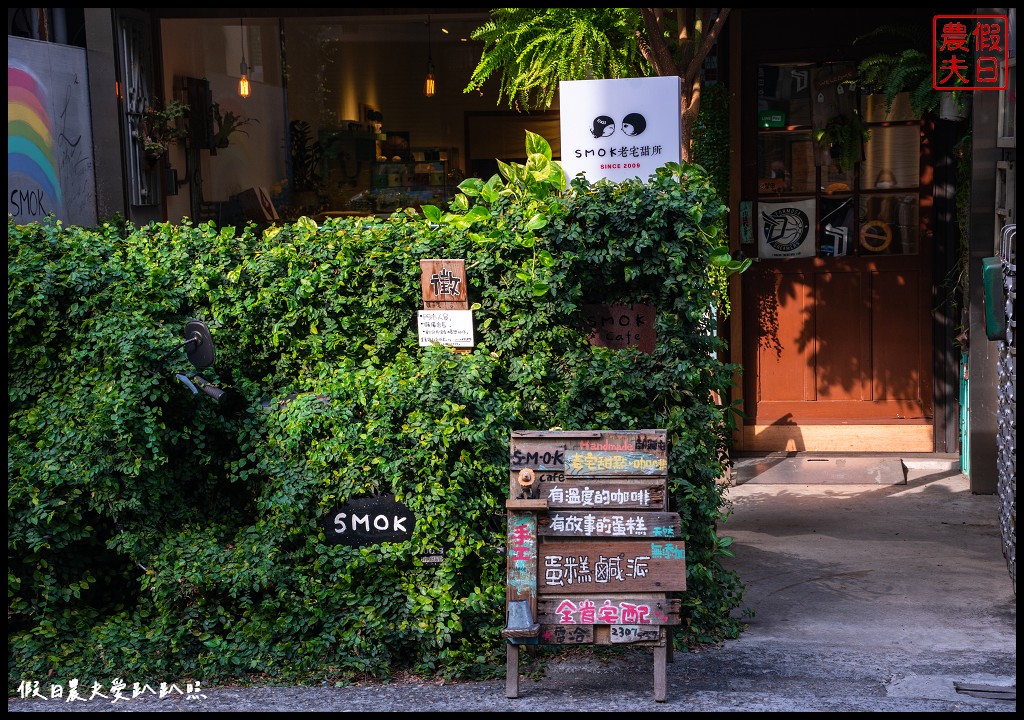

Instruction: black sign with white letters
[322,494,416,546]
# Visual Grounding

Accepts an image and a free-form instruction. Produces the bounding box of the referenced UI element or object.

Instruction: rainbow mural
[8,64,63,208]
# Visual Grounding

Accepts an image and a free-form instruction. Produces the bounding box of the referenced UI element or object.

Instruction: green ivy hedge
[8,134,746,692]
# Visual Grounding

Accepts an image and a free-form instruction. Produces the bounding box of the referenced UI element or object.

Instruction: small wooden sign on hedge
[582,303,656,353]
[417,258,474,350]
[321,494,415,546]
[502,429,684,703]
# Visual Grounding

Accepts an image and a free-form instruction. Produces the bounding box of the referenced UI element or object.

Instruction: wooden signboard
[537,596,681,625]
[510,430,668,469]
[417,258,473,352]
[537,510,680,538]
[537,540,686,593]
[563,449,668,476]
[582,304,656,354]
[533,479,667,509]
[420,259,468,310]
[538,624,595,645]
[503,429,684,703]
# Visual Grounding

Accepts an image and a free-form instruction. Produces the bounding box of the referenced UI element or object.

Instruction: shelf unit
[754,62,923,258]
[359,160,449,213]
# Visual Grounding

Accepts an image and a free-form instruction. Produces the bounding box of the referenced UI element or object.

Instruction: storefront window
[859,125,920,192]
[755,63,922,258]
[858,193,919,255]
[757,131,816,194]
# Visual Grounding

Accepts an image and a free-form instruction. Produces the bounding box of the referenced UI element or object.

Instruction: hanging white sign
[558,76,682,184]
[417,310,475,348]
[758,199,816,259]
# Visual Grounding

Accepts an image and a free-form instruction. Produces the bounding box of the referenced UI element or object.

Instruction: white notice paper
[417,310,475,348]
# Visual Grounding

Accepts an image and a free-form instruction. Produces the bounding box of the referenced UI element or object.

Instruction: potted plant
[212,103,257,149]
[140,99,189,161]
[289,120,324,191]
[852,25,970,120]
[286,120,325,215]
[814,111,871,172]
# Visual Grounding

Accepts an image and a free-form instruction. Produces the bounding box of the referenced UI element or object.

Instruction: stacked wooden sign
[503,429,685,702]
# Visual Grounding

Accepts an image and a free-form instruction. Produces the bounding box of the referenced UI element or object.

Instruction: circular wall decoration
[860,220,892,252]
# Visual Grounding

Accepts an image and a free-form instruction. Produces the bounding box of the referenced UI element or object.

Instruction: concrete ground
[8,456,1016,712]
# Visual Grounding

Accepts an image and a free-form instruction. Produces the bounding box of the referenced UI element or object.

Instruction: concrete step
[727,452,961,485]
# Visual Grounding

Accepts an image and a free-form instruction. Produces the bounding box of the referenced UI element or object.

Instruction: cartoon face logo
[761,206,810,253]
[620,113,647,137]
[590,115,615,138]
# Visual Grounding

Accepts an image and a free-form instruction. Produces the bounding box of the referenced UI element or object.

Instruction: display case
[344,160,450,215]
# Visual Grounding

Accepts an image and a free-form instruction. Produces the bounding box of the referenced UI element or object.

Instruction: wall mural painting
[8,38,97,226]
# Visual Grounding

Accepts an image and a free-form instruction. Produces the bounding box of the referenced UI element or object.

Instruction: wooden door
[741,255,934,451]
[738,65,935,452]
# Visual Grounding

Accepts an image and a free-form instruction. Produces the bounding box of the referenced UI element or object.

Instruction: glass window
[860,91,918,123]
[758,131,815,194]
[858,193,919,255]
[860,125,921,191]
[758,65,813,127]
[756,61,924,260]
[819,196,856,257]
[821,164,855,195]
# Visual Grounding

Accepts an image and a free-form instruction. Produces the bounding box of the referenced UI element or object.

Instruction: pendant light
[238,19,250,99]
[423,17,436,98]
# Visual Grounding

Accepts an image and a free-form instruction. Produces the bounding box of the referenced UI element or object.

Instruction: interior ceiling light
[424,16,436,98]
[238,19,250,99]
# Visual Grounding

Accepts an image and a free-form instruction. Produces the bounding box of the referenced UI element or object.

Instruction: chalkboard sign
[322,494,415,546]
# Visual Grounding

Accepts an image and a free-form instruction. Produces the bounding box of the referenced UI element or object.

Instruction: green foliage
[141,100,190,157]
[8,133,745,692]
[213,104,257,148]
[853,24,968,118]
[692,81,731,202]
[464,8,731,166]
[464,8,648,111]
[947,132,973,342]
[814,111,871,173]
[289,120,324,193]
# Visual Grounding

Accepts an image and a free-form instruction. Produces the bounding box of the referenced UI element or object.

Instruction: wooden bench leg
[505,641,520,698]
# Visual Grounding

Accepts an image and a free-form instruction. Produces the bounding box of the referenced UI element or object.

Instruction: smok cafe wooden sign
[508,430,670,509]
[582,303,656,354]
[503,429,685,647]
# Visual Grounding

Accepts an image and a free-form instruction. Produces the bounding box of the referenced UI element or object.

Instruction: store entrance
[738,64,935,452]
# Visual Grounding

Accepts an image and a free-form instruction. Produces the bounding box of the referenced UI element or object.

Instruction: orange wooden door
[741,61,936,452]
[741,254,934,451]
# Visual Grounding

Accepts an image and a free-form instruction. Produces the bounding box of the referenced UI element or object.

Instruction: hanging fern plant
[815,111,871,172]
[853,25,969,118]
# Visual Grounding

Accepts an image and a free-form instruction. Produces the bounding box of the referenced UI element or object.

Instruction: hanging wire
[424,16,435,97]
[238,19,250,99]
